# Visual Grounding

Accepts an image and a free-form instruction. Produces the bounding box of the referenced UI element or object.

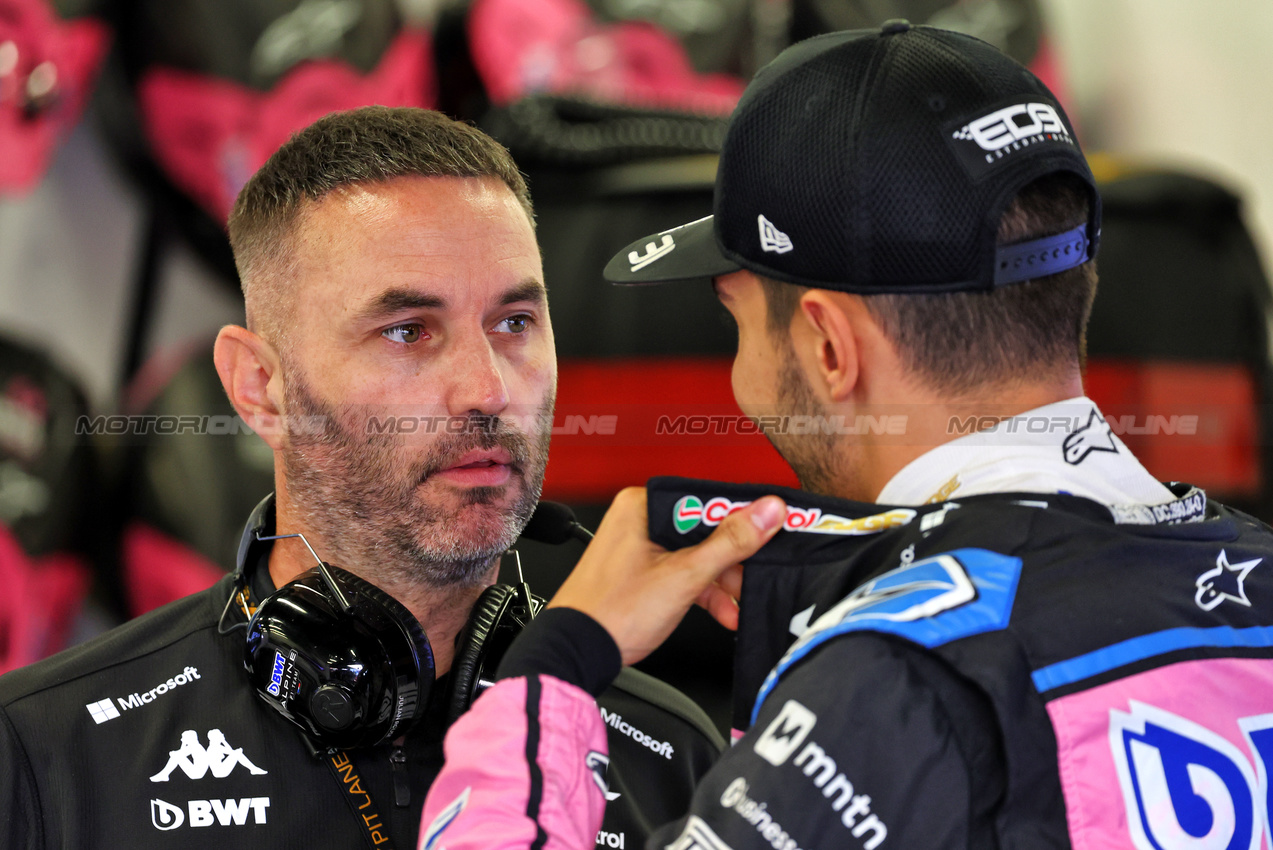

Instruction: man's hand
[547,487,786,666]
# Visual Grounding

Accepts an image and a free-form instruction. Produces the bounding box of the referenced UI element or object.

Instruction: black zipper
[389,736,410,807]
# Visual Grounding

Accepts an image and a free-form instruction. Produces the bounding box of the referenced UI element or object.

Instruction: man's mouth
[431,449,516,487]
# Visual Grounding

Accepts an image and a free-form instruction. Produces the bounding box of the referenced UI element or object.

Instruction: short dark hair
[759,172,1097,395]
[228,106,534,344]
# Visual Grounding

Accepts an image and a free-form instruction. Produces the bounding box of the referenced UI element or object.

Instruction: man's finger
[683,496,786,574]
[695,585,740,631]
[715,563,744,601]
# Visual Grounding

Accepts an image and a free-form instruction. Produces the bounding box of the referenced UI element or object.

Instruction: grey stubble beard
[280,373,553,591]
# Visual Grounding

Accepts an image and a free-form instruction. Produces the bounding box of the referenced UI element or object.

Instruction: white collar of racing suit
[876,396,1177,510]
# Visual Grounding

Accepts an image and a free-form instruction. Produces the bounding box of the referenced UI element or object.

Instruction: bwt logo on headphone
[266,652,287,697]
[952,102,1069,152]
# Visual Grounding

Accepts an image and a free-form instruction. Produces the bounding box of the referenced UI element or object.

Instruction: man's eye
[496,315,532,334]
[383,323,424,344]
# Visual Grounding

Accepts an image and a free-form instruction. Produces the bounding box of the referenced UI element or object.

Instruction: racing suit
[418,398,1273,849]
[0,496,722,849]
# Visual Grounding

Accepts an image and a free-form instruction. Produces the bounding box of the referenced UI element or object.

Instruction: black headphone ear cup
[448,584,516,725]
[332,568,434,673]
[244,563,435,749]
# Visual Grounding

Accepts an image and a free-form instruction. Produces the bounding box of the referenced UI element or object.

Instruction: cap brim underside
[603,216,741,285]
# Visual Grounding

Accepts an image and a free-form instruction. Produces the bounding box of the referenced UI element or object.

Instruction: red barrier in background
[542,356,1262,503]
[1085,360,1259,496]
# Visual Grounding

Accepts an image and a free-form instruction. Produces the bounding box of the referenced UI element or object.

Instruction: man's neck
[830,376,1085,503]
[267,488,496,676]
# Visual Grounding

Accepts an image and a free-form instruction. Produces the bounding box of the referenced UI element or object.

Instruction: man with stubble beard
[0,106,722,850]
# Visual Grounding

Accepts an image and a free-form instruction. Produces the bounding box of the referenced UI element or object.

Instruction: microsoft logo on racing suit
[673,495,914,537]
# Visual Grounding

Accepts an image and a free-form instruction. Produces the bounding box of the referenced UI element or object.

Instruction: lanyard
[325,750,397,850]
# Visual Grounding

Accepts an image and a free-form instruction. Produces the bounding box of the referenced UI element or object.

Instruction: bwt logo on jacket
[150,797,271,830]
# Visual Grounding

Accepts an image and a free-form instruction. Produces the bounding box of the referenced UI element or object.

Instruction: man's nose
[443,331,510,417]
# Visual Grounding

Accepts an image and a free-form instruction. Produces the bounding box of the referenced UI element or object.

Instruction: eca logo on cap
[952,101,1068,152]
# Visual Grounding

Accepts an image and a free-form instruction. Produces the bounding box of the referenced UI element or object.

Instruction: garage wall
[2,0,1272,408]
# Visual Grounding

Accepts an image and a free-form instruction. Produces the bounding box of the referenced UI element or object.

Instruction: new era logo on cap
[86,698,120,724]
[758,215,793,254]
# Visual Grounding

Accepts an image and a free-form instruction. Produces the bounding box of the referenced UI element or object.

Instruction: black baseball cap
[603,21,1100,293]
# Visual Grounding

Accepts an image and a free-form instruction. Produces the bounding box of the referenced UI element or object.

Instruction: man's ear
[214,325,286,451]
[793,291,860,402]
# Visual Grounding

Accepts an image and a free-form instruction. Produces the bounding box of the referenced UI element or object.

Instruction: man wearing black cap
[416,22,1273,850]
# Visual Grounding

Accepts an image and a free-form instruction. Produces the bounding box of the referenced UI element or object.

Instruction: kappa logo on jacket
[150,729,268,782]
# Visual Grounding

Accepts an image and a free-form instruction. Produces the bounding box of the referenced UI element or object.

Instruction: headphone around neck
[225,495,563,751]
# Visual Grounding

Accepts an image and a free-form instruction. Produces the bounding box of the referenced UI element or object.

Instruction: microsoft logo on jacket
[85,666,202,724]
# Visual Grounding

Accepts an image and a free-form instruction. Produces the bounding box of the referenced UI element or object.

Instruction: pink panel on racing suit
[419,675,608,850]
[1047,657,1273,850]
